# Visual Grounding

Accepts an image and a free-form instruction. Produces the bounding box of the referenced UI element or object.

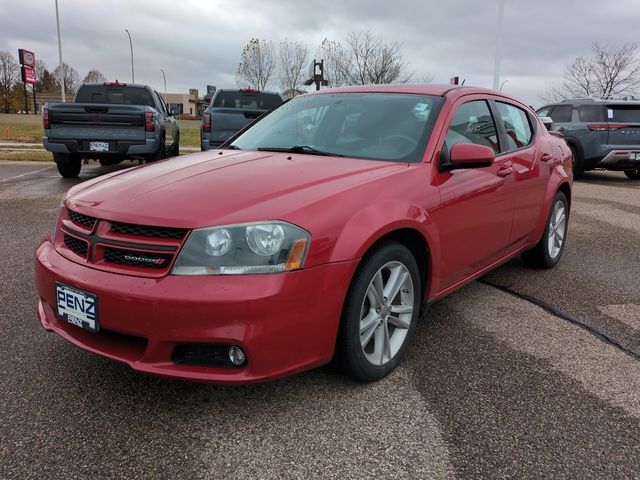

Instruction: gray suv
[537,99,640,179]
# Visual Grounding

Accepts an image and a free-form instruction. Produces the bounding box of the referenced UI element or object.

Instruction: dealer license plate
[89,141,109,152]
[55,283,99,332]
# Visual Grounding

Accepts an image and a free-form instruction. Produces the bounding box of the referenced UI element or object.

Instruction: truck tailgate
[49,103,146,141]
[209,108,265,142]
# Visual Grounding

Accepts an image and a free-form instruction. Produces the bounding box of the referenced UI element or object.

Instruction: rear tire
[522,191,569,269]
[569,145,584,179]
[624,169,640,180]
[335,241,421,383]
[169,133,180,158]
[53,153,81,178]
[147,136,166,162]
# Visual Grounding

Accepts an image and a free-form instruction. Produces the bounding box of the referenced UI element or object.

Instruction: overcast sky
[1,0,639,106]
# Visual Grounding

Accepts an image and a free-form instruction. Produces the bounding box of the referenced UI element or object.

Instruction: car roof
[306,84,532,109]
[542,98,640,106]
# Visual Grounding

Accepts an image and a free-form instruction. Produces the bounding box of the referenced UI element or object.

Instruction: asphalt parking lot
[1,160,639,479]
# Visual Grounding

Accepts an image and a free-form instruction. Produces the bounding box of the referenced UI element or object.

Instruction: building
[160,89,201,118]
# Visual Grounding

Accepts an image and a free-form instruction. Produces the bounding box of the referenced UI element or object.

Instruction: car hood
[67,150,408,228]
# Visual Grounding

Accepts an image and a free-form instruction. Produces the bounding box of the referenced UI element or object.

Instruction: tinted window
[232,93,444,163]
[496,102,533,151]
[75,86,155,107]
[446,100,500,154]
[212,91,282,110]
[607,105,640,122]
[536,106,552,117]
[549,105,572,123]
[578,105,604,122]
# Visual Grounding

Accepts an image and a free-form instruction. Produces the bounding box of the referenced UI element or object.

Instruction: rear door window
[549,105,572,123]
[495,102,533,151]
[578,105,605,122]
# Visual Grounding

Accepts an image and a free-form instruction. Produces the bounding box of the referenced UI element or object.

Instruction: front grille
[64,234,88,257]
[111,221,187,239]
[103,248,172,269]
[68,210,97,229]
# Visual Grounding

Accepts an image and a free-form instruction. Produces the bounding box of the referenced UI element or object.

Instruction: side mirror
[444,143,495,170]
[539,116,553,130]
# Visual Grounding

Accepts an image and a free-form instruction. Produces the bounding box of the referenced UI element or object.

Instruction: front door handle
[497,166,514,177]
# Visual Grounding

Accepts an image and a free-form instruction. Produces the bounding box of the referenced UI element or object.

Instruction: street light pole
[54,0,66,102]
[160,69,167,96]
[493,0,506,90]
[125,29,134,83]
[500,79,509,91]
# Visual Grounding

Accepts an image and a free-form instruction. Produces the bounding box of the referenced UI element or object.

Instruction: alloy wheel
[547,200,567,259]
[359,261,415,366]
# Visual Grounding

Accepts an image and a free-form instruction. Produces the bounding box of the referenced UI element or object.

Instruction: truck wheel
[569,145,584,179]
[170,133,180,157]
[53,153,81,178]
[147,138,166,162]
[335,241,421,382]
[522,190,569,269]
[624,169,640,180]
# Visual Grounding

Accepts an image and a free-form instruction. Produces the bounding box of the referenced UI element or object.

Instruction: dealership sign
[18,49,37,85]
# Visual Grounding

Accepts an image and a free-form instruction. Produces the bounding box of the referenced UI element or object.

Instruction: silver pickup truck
[200,88,283,150]
[43,82,179,177]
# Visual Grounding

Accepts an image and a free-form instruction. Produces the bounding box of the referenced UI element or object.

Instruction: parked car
[537,98,640,179]
[35,84,572,384]
[200,88,283,150]
[43,82,180,178]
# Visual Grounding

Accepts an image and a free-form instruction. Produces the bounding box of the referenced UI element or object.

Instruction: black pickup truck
[43,82,180,177]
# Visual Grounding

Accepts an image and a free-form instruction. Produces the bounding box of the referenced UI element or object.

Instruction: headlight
[172,221,310,275]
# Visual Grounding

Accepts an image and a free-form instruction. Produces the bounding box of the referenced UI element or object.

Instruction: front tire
[522,191,569,268]
[624,169,640,180]
[53,153,81,178]
[335,241,421,382]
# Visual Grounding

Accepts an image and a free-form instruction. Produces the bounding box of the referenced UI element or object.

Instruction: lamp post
[500,79,509,91]
[125,29,134,83]
[493,0,506,90]
[160,69,167,96]
[55,0,66,102]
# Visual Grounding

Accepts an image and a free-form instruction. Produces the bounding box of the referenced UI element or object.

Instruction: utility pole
[55,0,66,102]
[160,69,167,96]
[125,29,134,83]
[493,0,506,90]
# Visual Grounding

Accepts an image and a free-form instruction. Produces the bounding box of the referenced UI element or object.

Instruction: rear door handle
[497,166,514,177]
[541,152,553,162]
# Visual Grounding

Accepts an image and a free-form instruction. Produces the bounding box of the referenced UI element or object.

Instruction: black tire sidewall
[624,169,640,180]
[541,191,569,267]
[338,241,421,382]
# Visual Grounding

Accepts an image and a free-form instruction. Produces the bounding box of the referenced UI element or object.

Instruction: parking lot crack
[479,279,640,362]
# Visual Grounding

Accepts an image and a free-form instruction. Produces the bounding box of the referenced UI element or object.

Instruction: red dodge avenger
[35,84,572,384]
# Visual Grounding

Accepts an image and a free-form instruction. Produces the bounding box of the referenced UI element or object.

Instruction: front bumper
[35,241,356,384]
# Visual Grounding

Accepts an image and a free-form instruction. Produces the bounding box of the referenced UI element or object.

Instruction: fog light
[228,346,246,366]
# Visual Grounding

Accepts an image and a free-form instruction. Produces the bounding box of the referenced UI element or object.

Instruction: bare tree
[541,42,640,102]
[236,38,276,90]
[83,69,107,83]
[53,62,80,96]
[318,31,412,87]
[0,51,19,113]
[277,39,309,96]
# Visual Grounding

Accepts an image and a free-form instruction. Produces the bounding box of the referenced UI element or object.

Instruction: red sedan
[35,84,572,383]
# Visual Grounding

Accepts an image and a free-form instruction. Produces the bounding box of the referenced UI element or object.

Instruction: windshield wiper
[257,145,343,157]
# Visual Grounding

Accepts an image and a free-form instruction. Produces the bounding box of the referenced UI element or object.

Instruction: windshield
[231,93,444,162]
[212,91,282,110]
[75,86,155,107]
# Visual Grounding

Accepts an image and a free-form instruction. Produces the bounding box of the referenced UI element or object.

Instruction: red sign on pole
[18,49,36,68]
[22,66,37,85]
